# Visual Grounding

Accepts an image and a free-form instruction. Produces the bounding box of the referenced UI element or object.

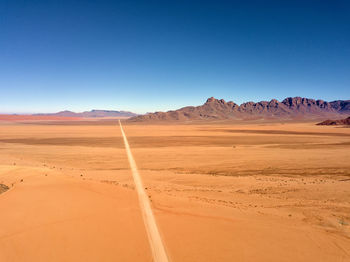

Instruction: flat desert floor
[0,121,349,261]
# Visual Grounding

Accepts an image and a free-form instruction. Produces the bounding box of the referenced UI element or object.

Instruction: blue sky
[1,0,349,113]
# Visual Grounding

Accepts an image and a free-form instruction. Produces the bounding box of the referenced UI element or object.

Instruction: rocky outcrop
[317,116,350,126]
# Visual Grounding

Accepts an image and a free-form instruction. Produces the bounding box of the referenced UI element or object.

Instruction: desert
[0,119,349,261]
[2,1,350,261]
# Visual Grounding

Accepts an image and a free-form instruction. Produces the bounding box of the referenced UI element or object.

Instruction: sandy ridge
[119,120,169,262]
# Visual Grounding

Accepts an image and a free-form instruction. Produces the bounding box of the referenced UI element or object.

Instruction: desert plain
[0,120,349,261]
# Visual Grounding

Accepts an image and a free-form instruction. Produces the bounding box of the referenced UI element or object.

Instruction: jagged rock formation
[317,116,350,126]
[129,97,350,121]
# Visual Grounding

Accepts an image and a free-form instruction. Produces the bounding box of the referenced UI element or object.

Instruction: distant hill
[317,116,350,126]
[35,109,138,118]
[129,97,350,122]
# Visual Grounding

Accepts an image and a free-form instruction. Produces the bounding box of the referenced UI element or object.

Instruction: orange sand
[0,121,349,261]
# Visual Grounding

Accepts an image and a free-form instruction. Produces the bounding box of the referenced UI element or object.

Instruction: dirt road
[119,120,169,262]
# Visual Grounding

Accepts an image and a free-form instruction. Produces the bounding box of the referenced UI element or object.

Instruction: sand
[0,115,82,121]
[0,120,349,261]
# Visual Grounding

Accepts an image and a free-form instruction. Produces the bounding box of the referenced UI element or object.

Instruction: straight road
[119,120,169,262]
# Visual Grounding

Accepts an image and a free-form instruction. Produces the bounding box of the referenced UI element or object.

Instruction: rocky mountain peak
[205,97,219,103]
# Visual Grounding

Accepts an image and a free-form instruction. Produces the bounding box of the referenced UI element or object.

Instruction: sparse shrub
[339,219,348,226]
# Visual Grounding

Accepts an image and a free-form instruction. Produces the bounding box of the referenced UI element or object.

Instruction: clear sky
[1,0,349,114]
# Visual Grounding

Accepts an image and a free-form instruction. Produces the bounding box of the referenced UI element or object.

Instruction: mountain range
[129,97,350,121]
[35,110,137,118]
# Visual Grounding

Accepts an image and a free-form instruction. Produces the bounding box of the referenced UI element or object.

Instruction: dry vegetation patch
[0,184,9,194]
